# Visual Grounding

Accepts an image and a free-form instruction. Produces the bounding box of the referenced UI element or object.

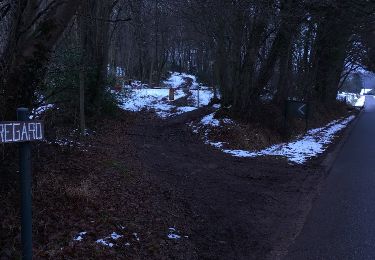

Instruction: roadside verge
[321,107,364,174]
[269,107,364,260]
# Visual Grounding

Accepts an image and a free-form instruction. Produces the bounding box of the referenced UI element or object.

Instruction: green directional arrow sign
[286,100,309,119]
[284,100,310,133]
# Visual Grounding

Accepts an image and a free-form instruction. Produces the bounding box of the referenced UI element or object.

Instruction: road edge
[321,107,364,174]
[276,107,364,260]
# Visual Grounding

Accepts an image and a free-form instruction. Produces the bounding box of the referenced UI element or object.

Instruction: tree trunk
[1,0,80,120]
[275,41,293,104]
[311,19,352,102]
[79,70,85,135]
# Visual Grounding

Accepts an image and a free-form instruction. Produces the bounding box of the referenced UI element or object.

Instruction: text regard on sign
[0,122,44,143]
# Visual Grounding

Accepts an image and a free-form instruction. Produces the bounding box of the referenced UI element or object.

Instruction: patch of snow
[74,232,87,242]
[119,72,215,118]
[110,232,123,240]
[192,109,355,164]
[30,104,54,119]
[201,113,220,127]
[207,141,225,149]
[164,72,188,88]
[96,239,114,248]
[95,232,123,248]
[116,67,125,77]
[177,106,197,113]
[189,89,214,107]
[168,234,181,240]
[133,233,140,242]
[337,92,366,107]
[219,116,355,164]
[361,89,372,95]
[119,88,185,118]
[168,227,182,240]
[223,149,254,157]
[47,138,91,152]
[355,96,365,107]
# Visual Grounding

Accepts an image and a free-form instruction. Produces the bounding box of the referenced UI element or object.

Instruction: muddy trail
[125,108,325,260]
[0,107,328,259]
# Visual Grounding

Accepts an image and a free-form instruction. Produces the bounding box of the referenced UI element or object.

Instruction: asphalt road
[285,96,375,260]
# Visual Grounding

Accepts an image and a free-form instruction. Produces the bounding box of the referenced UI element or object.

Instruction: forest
[0,0,374,122]
[1,0,375,259]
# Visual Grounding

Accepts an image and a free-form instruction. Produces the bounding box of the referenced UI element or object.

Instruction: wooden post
[169,88,175,101]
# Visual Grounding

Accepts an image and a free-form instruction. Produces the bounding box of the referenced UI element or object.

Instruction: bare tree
[0,0,81,119]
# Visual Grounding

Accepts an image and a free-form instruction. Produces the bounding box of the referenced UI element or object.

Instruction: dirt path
[0,108,336,259]
[125,109,325,259]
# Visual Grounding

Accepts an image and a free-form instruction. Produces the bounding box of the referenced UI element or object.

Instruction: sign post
[17,108,32,260]
[0,108,45,260]
[284,100,310,133]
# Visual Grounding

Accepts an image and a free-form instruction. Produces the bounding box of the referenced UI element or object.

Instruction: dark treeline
[0,0,374,121]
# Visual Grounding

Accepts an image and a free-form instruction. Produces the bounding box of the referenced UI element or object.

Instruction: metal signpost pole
[0,109,44,259]
[305,103,309,133]
[17,108,32,260]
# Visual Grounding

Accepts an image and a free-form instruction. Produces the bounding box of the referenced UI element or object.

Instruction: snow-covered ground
[360,88,373,95]
[73,232,87,242]
[30,94,56,119]
[96,232,124,248]
[191,109,355,164]
[354,95,366,107]
[167,227,188,240]
[119,88,186,118]
[118,72,214,118]
[222,116,355,164]
[164,72,198,89]
[30,104,55,119]
[72,226,187,249]
[337,89,372,107]
[119,72,357,164]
